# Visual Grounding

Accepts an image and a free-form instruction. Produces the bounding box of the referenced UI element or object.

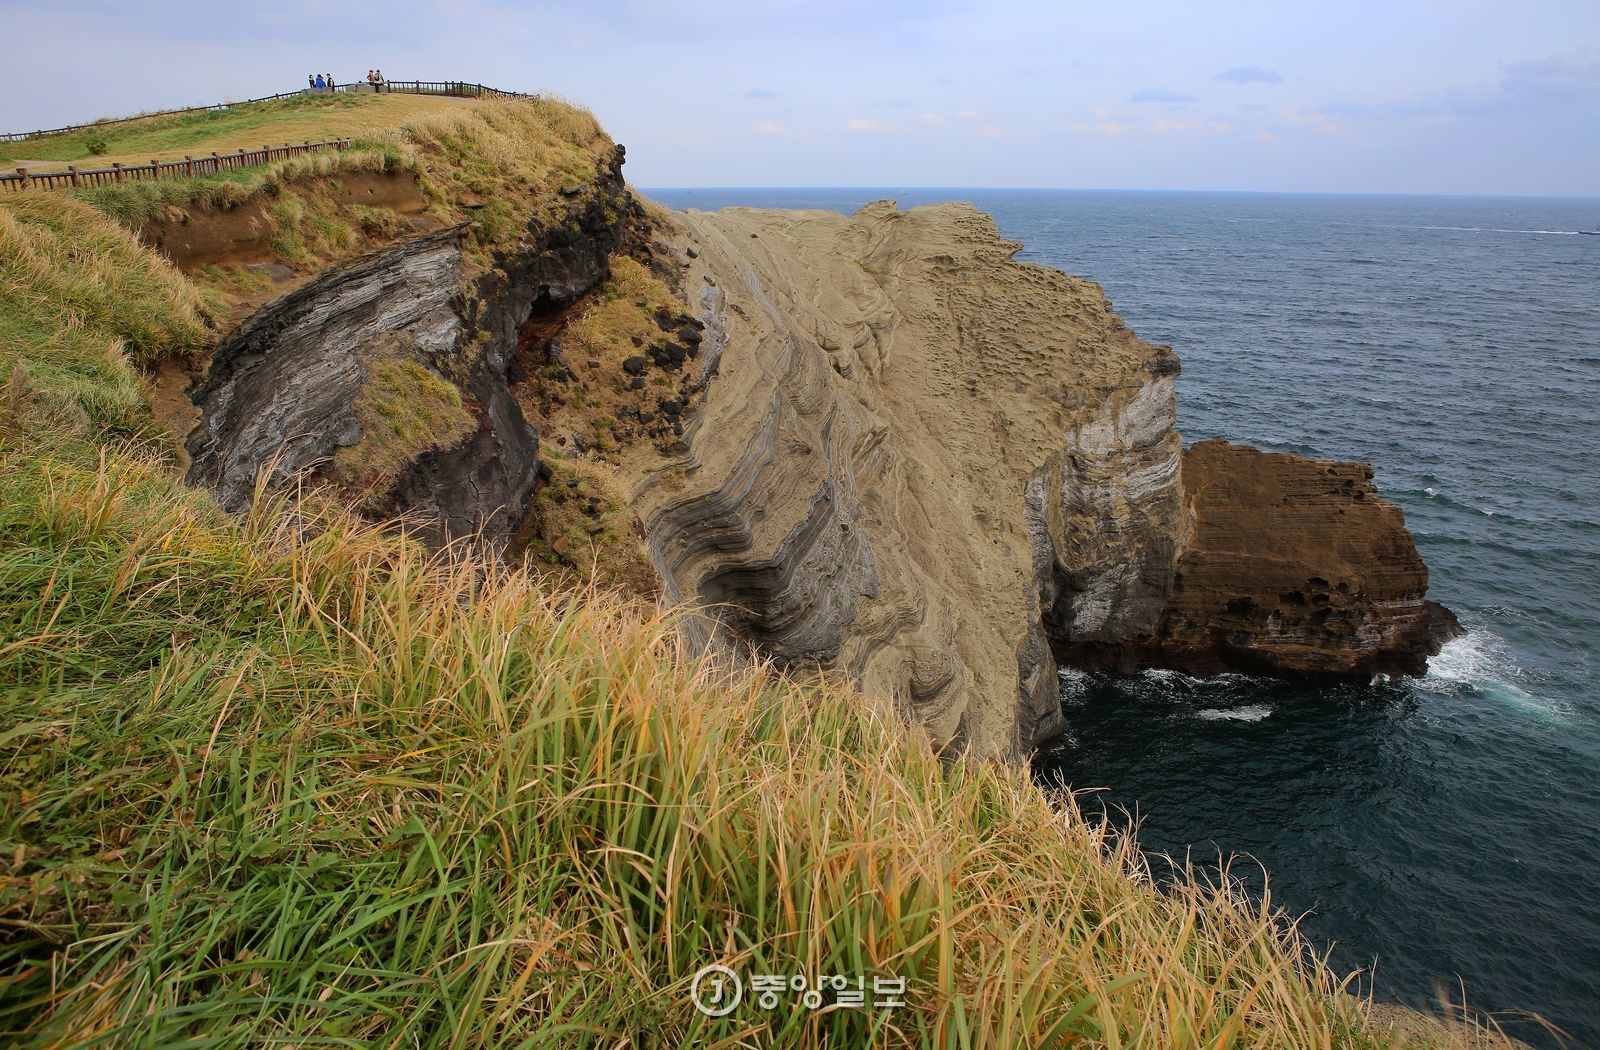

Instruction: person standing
[326,74,336,91]
[309,73,316,89]
[314,74,325,90]
[375,69,386,93]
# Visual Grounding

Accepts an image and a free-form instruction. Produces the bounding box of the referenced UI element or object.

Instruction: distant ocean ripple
[646,188,1600,1047]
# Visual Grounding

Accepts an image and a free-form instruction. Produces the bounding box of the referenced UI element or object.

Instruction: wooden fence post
[68,166,80,188]
[151,160,160,181]
[16,168,27,189]
[185,156,194,177]
[112,163,123,183]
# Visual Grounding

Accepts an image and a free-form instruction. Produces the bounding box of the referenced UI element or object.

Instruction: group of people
[305,70,388,92]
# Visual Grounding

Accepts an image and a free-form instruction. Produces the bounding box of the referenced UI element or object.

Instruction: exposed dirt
[146,357,206,464]
[139,170,433,272]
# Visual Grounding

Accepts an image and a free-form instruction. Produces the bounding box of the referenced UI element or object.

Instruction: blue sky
[4,0,1598,194]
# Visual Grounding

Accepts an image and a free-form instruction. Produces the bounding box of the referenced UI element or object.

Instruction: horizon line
[637,185,1600,201]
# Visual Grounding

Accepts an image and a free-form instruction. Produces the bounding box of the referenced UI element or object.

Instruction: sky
[3,0,1598,195]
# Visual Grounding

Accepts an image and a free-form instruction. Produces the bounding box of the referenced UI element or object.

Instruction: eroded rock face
[636,201,1457,761]
[187,227,474,515]
[635,201,1176,760]
[1057,440,1461,678]
[187,178,1458,761]
[187,151,633,548]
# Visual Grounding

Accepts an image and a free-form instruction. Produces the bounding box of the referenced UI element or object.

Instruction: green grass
[70,138,411,230]
[0,93,454,166]
[331,352,476,504]
[0,107,1534,1050]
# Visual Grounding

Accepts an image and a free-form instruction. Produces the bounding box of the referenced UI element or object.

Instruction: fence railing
[0,140,352,192]
[0,80,533,144]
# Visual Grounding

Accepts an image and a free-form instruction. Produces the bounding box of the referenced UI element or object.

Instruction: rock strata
[634,201,1458,760]
[188,150,634,548]
[1057,440,1461,678]
[185,174,1458,761]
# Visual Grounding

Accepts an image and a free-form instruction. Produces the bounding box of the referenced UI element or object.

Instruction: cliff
[1060,439,1461,678]
[634,201,1457,760]
[179,183,1457,763]
[187,147,634,549]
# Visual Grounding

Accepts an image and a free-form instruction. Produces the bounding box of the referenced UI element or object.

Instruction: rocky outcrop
[634,201,1457,761]
[187,149,633,548]
[634,201,1174,760]
[187,226,477,515]
[185,172,1457,761]
[1058,440,1461,678]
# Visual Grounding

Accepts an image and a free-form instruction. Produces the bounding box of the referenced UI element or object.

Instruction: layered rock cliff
[187,148,634,549]
[181,176,1457,763]
[635,201,1457,760]
[1056,439,1460,679]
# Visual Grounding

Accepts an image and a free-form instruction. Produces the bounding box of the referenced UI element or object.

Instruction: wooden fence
[0,140,352,192]
[0,80,533,144]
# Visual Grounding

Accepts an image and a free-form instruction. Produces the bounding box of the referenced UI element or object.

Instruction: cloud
[1216,66,1283,84]
[1129,86,1197,104]
[743,87,778,99]
[1316,50,1600,125]
[844,117,886,132]
[752,121,781,134]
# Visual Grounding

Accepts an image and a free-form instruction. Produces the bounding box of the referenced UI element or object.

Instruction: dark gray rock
[189,149,637,550]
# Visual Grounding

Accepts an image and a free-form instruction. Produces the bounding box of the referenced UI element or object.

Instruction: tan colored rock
[632,201,1181,760]
[631,200,1457,760]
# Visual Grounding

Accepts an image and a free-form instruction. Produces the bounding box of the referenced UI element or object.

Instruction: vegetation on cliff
[0,95,1522,1048]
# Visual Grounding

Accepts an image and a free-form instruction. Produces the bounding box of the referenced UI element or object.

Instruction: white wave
[1057,666,1092,701]
[1195,704,1274,722]
[1422,631,1565,724]
[1327,222,1584,236]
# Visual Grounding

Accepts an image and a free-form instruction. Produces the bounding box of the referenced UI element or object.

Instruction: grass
[0,96,1536,1050]
[0,195,213,442]
[0,93,473,169]
[47,94,614,281]
[0,430,1389,1049]
[331,349,477,505]
[71,138,412,231]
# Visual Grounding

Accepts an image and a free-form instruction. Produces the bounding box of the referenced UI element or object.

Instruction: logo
[690,964,743,1017]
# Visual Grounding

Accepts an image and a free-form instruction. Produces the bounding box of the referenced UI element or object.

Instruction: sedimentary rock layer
[636,201,1457,760]
[1057,439,1461,678]
[634,201,1182,760]
[188,150,633,548]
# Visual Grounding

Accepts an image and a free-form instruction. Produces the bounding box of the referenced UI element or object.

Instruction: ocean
[644,187,1600,1046]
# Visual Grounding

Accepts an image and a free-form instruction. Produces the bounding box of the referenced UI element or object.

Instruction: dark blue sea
[646,188,1600,1047]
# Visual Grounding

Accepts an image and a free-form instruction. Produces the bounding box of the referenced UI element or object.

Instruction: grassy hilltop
[0,93,1522,1047]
